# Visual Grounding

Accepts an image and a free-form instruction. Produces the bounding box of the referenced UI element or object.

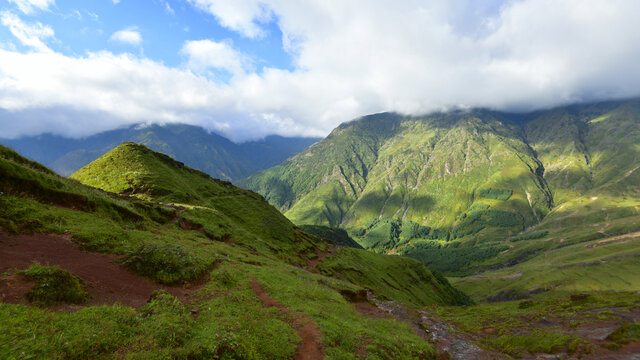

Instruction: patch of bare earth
[306,245,337,272]
[250,278,325,360]
[0,232,203,309]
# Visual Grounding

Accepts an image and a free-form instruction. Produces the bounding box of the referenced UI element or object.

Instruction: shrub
[400,221,431,241]
[20,263,90,305]
[120,243,211,284]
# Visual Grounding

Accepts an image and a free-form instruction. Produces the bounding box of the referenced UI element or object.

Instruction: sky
[0,0,639,142]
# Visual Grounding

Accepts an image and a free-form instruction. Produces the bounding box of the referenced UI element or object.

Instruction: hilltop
[0,143,472,359]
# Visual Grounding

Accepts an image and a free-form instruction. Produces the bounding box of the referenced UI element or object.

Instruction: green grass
[431,290,640,357]
[602,322,640,350]
[299,224,363,249]
[242,98,640,284]
[20,263,90,305]
[0,143,469,359]
[316,248,474,306]
[120,243,217,284]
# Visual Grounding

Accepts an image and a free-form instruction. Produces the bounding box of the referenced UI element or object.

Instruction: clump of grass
[120,243,213,284]
[139,290,193,347]
[602,322,640,350]
[20,263,90,305]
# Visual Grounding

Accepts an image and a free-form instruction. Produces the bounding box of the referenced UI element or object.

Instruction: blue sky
[1,0,293,72]
[1,0,639,141]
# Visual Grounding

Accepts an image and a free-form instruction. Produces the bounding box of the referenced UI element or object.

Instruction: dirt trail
[250,278,325,360]
[0,232,202,308]
[306,246,337,272]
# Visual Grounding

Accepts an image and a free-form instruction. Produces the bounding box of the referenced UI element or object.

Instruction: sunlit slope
[242,99,640,275]
[244,113,552,230]
[66,142,468,305]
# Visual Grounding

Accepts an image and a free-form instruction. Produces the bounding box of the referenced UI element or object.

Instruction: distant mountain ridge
[0,124,320,180]
[241,98,640,274]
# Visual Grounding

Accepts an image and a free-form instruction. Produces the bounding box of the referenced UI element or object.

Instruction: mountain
[0,123,319,180]
[0,142,472,358]
[241,99,640,278]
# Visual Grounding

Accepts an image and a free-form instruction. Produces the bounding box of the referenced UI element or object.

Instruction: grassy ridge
[242,99,640,279]
[0,143,473,358]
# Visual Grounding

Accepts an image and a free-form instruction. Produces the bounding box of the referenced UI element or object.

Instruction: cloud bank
[1,0,640,141]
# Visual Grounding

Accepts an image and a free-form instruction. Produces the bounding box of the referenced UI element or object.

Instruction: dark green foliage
[120,243,214,284]
[400,220,432,241]
[453,209,519,239]
[431,228,450,240]
[357,218,402,249]
[510,231,549,242]
[400,241,509,273]
[477,188,513,201]
[299,225,363,249]
[20,263,90,305]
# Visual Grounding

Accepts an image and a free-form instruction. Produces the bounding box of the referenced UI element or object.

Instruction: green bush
[120,243,212,284]
[20,263,90,305]
[399,221,431,241]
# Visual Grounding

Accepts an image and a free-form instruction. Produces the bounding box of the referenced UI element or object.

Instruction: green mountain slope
[241,99,640,276]
[1,124,319,180]
[1,143,475,358]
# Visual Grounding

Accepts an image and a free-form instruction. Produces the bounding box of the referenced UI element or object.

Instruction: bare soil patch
[0,232,202,308]
[306,245,337,272]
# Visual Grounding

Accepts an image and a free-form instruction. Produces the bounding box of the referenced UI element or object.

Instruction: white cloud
[0,11,54,52]
[7,0,55,15]
[109,28,142,46]
[2,0,640,142]
[188,0,272,38]
[113,0,120,4]
[181,39,250,76]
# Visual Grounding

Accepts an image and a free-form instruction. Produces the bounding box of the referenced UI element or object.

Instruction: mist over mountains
[0,123,319,180]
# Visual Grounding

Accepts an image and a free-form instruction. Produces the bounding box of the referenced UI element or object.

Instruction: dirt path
[306,246,337,272]
[250,278,325,360]
[0,232,201,308]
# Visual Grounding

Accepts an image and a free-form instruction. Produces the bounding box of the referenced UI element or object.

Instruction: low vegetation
[0,143,473,359]
[20,263,90,305]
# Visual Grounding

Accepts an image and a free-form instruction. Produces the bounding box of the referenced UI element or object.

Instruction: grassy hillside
[1,124,319,180]
[0,143,474,358]
[241,99,640,278]
[299,225,363,249]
